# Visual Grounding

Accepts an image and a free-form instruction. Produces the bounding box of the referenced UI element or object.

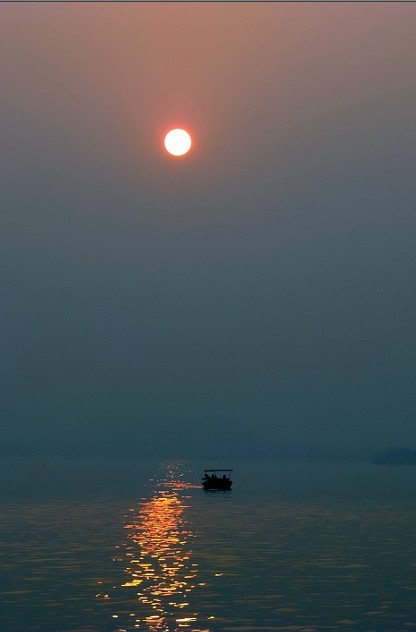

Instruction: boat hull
[202,480,232,491]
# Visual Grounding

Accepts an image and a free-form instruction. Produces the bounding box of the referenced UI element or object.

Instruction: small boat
[202,469,233,490]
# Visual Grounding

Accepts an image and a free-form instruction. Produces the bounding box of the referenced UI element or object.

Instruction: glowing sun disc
[164,129,192,156]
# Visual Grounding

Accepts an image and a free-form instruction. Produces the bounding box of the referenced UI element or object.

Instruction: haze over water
[2,459,416,631]
[2,3,416,461]
[2,4,416,630]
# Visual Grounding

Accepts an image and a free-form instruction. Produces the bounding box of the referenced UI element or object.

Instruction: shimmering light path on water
[1,460,416,631]
[112,462,213,631]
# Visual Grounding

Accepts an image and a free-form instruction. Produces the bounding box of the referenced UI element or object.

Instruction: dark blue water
[1,458,416,631]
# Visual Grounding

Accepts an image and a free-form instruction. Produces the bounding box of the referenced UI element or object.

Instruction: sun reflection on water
[114,463,210,632]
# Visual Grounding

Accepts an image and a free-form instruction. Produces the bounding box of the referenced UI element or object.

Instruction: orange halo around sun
[164,129,192,157]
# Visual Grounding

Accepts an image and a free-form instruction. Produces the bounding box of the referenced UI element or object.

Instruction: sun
[164,129,192,157]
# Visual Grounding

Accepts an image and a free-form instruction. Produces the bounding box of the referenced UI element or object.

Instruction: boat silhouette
[202,469,233,490]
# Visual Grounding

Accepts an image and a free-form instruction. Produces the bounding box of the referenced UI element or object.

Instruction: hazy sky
[1,3,416,459]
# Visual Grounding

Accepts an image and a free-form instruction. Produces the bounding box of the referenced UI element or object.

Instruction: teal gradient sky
[1,4,416,459]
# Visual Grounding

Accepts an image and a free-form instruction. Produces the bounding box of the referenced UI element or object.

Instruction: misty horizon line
[1,444,413,464]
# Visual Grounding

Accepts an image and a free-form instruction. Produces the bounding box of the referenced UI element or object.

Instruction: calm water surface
[1,459,416,631]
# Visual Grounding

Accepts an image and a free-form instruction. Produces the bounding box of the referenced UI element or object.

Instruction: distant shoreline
[372,448,416,465]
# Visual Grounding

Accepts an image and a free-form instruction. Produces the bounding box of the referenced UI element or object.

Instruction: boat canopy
[204,469,233,473]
